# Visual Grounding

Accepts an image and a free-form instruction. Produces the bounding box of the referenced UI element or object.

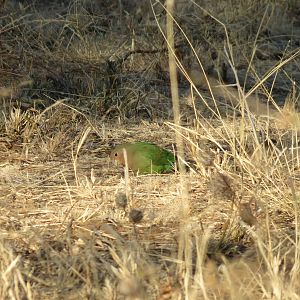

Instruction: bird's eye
[115,153,118,157]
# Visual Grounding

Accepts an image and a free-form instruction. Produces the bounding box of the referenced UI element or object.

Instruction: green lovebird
[110,142,175,174]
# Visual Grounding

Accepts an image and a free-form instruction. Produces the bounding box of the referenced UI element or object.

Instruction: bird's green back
[120,142,175,174]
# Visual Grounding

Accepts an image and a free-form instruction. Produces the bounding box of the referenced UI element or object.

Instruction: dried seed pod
[239,202,257,226]
[209,172,235,200]
[115,192,128,209]
[129,209,143,223]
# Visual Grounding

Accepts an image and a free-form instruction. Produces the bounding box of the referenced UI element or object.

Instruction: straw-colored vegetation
[0,0,300,299]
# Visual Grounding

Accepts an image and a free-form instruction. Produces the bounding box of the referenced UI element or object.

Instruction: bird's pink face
[110,147,126,166]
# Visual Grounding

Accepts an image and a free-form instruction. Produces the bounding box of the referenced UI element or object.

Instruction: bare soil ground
[1,0,300,299]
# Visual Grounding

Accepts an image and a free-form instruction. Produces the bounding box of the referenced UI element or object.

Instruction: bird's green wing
[131,142,175,174]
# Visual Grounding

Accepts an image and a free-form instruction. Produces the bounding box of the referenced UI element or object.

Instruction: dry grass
[0,0,300,299]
